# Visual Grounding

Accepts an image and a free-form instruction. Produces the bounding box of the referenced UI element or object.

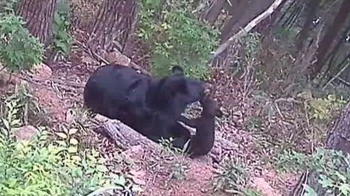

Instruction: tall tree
[17,0,57,47]
[203,0,226,25]
[88,0,137,55]
[212,0,274,67]
[308,0,350,80]
[291,102,350,195]
[296,0,320,50]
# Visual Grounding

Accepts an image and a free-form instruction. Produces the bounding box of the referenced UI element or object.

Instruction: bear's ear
[171,66,184,75]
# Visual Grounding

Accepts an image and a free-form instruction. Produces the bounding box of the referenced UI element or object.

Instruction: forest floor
[7,42,301,196]
[0,28,309,196]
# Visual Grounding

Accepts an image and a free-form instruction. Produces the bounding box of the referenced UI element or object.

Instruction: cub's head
[200,96,223,118]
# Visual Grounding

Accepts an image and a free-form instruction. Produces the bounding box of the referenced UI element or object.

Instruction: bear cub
[179,95,222,158]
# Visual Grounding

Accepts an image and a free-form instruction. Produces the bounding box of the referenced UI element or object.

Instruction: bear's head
[146,66,205,115]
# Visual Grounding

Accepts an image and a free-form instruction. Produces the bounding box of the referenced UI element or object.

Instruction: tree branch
[210,0,284,60]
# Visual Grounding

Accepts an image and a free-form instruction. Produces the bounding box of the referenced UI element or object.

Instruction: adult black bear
[180,95,222,158]
[83,64,205,147]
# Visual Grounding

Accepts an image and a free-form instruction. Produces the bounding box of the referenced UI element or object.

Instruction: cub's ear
[171,66,184,75]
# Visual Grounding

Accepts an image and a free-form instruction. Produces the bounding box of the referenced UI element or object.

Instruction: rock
[14,125,39,141]
[104,51,131,66]
[250,177,281,196]
[29,63,52,81]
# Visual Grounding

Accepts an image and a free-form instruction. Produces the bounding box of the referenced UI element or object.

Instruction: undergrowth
[138,0,219,79]
[0,1,44,72]
[0,89,142,196]
[51,0,72,59]
[213,158,262,196]
[276,148,350,196]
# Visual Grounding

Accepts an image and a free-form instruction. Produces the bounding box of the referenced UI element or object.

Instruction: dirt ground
[8,52,299,196]
[0,26,297,195]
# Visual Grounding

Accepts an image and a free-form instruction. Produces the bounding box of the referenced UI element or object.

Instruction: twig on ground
[323,62,350,90]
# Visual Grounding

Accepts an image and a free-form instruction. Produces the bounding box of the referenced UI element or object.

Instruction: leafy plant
[138,0,220,79]
[0,2,44,71]
[0,97,143,196]
[159,137,186,156]
[276,148,350,196]
[51,1,71,57]
[307,94,346,121]
[213,158,257,195]
[4,83,47,126]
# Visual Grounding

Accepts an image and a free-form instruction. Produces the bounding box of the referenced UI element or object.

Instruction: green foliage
[213,158,261,195]
[245,115,262,132]
[52,1,72,57]
[0,2,44,71]
[307,94,346,121]
[159,137,186,156]
[138,0,220,79]
[276,148,350,196]
[0,98,142,196]
[4,83,46,126]
[230,32,261,80]
[240,32,261,62]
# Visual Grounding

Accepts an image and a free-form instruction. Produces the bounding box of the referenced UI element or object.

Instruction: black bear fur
[83,64,205,148]
[179,95,223,158]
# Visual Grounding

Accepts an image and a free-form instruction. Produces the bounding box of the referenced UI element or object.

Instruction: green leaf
[96,165,108,172]
[2,119,10,130]
[318,175,333,188]
[72,155,81,162]
[114,175,126,186]
[69,138,78,145]
[11,119,21,126]
[303,184,317,196]
[68,128,78,135]
[339,183,350,195]
[55,132,67,139]
[68,146,77,153]
[335,171,346,182]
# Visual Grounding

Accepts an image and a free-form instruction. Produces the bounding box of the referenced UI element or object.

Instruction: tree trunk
[210,0,245,67]
[321,21,350,81]
[203,0,226,25]
[254,0,288,35]
[16,0,57,48]
[88,0,137,55]
[295,0,320,50]
[212,0,274,67]
[308,0,350,80]
[290,103,350,196]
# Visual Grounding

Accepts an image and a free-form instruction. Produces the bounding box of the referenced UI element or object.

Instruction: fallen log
[92,114,162,152]
[91,114,238,163]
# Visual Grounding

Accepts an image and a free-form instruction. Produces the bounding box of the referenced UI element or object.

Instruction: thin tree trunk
[16,0,57,48]
[322,22,350,80]
[203,0,226,25]
[254,0,288,35]
[88,0,137,55]
[291,103,350,196]
[211,0,245,67]
[296,0,320,50]
[309,0,350,80]
[211,0,282,61]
